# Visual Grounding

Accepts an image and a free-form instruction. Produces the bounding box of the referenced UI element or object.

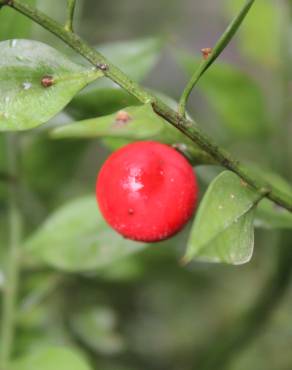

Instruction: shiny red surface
[96,141,198,242]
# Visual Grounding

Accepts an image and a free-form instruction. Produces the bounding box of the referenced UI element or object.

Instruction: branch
[178,0,255,116]
[1,0,292,212]
[64,0,76,32]
[0,134,22,370]
[195,230,292,370]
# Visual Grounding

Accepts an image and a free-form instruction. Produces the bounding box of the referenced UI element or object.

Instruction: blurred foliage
[0,1,292,370]
[225,0,283,68]
[176,52,271,138]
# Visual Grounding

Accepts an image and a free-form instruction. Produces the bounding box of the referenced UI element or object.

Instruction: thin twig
[0,0,292,212]
[178,0,255,116]
[64,0,76,32]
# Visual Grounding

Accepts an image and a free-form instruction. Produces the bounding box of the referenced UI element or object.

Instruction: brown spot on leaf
[41,75,54,88]
[114,110,132,126]
[240,179,248,187]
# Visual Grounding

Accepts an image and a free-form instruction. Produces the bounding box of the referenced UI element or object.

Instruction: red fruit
[96,141,199,242]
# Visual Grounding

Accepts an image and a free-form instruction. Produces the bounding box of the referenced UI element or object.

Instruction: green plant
[0,1,292,370]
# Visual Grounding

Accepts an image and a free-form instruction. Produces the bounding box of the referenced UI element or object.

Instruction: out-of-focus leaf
[0,40,102,131]
[68,37,163,118]
[185,171,259,265]
[11,347,92,370]
[68,88,141,120]
[23,135,87,201]
[31,0,69,49]
[24,196,148,272]
[52,102,212,164]
[176,51,270,137]
[98,37,163,82]
[225,0,282,68]
[0,0,37,40]
[256,200,292,229]
[70,306,125,355]
[253,170,292,229]
[101,137,133,151]
[52,104,165,139]
[94,91,182,151]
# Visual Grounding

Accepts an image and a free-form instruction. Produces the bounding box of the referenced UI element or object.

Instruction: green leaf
[68,88,141,120]
[51,104,165,140]
[255,200,292,229]
[98,37,162,82]
[177,51,270,137]
[53,100,213,165]
[68,37,162,118]
[70,306,125,355]
[11,347,92,370]
[0,40,102,131]
[24,196,148,272]
[185,171,259,265]
[23,135,87,203]
[253,170,292,229]
[225,0,282,68]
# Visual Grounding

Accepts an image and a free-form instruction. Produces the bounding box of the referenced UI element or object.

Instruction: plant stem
[0,134,22,370]
[194,230,292,370]
[178,0,255,116]
[1,0,292,212]
[64,0,76,32]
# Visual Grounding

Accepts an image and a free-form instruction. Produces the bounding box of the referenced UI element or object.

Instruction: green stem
[0,134,22,370]
[178,0,255,116]
[195,231,292,370]
[64,0,76,32]
[1,0,292,212]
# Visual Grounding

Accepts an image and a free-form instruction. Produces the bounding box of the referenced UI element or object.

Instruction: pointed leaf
[0,40,102,131]
[11,347,92,370]
[52,102,210,164]
[24,196,149,272]
[185,171,259,265]
[51,104,165,139]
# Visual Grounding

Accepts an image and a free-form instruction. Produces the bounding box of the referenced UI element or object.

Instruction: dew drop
[22,82,32,90]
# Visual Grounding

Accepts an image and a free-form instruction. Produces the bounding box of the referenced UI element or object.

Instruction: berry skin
[96,141,199,242]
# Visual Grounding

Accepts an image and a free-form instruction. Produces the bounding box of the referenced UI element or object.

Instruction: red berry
[96,141,199,242]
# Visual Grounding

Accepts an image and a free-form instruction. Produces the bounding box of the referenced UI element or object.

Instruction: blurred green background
[0,1,292,370]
